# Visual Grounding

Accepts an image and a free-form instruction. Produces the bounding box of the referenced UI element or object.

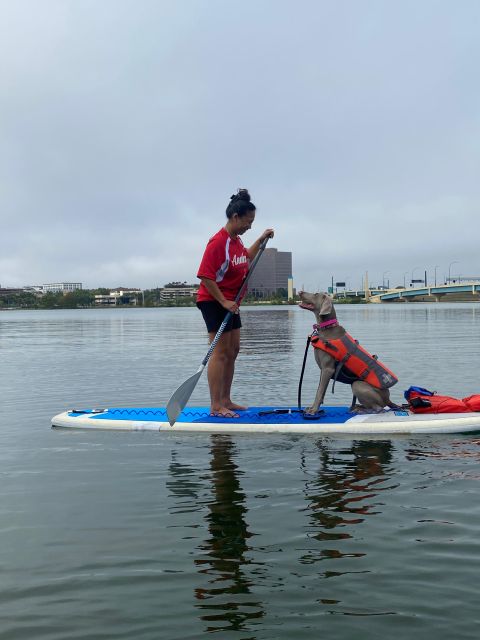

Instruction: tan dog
[299,291,399,414]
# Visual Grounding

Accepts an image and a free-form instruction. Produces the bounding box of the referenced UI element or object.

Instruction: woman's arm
[247,228,274,259]
[200,278,239,313]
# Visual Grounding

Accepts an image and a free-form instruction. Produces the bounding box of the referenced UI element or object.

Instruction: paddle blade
[166,366,204,426]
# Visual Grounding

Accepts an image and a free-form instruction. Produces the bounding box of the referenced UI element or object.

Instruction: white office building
[160,286,198,301]
[95,289,142,306]
[42,282,83,293]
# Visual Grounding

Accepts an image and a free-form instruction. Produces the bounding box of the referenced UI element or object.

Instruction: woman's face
[233,211,255,235]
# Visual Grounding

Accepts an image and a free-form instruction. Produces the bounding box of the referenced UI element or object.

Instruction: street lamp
[448,261,459,284]
[434,265,439,287]
[382,271,390,290]
[403,271,409,288]
[345,276,352,297]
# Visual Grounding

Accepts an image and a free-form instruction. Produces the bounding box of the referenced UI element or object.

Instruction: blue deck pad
[70,406,356,425]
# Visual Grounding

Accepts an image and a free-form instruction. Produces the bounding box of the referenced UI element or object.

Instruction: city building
[159,285,198,301]
[0,287,24,296]
[95,293,120,306]
[41,282,83,293]
[95,289,142,306]
[248,248,293,298]
[287,277,294,300]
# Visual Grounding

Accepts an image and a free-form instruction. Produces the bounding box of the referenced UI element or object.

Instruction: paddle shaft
[200,236,270,367]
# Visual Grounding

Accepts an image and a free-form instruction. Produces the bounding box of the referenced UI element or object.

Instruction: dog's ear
[318,294,333,316]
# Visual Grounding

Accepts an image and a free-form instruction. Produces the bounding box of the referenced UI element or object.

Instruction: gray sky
[1,0,479,291]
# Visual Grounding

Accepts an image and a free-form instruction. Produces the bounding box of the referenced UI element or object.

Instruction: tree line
[0,287,300,309]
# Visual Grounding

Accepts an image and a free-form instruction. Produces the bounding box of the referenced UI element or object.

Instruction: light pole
[345,276,351,297]
[434,265,439,287]
[448,261,459,284]
[403,271,409,288]
[382,271,390,290]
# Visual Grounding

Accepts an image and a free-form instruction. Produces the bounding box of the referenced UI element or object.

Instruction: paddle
[166,235,270,426]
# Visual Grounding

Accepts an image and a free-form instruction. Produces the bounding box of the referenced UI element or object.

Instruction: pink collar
[314,319,338,330]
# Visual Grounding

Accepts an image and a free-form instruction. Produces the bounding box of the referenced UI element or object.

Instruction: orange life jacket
[406,388,480,413]
[463,395,480,411]
[310,331,398,390]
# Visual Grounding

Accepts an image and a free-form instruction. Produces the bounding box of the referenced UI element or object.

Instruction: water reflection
[301,441,395,567]
[168,437,264,635]
[406,438,480,464]
[167,450,206,515]
[166,437,400,629]
[194,436,264,634]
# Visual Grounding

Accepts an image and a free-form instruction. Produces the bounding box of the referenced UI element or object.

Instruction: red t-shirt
[197,228,250,302]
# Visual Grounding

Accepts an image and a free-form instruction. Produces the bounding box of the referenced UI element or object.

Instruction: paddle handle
[201,236,270,367]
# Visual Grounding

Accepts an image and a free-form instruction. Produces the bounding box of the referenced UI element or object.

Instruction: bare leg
[207,331,239,417]
[221,329,247,411]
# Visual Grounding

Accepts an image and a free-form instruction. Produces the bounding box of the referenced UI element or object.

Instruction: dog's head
[298,291,334,318]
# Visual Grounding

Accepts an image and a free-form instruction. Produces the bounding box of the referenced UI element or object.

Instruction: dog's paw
[304,406,320,415]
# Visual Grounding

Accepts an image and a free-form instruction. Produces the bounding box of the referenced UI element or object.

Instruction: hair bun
[230,188,251,203]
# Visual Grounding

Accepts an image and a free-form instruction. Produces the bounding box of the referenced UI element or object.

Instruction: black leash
[297,335,311,411]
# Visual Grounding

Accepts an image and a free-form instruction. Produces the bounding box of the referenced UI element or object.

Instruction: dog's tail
[386,400,401,410]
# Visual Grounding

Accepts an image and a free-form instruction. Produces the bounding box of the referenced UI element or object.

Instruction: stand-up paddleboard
[51,406,480,435]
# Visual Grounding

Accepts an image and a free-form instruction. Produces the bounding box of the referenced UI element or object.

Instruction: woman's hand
[221,300,239,314]
[247,229,275,260]
[260,228,274,242]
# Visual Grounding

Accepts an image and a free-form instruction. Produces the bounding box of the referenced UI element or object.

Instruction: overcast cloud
[1,0,479,291]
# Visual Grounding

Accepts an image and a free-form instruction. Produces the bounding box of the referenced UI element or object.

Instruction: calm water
[1,304,480,639]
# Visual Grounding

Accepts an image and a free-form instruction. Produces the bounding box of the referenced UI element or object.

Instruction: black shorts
[197,301,242,334]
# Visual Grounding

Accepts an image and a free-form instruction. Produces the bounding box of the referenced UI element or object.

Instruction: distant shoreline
[3,299,479,311]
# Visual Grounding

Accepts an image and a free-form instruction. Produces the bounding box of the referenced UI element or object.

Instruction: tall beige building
[248,248,293,297]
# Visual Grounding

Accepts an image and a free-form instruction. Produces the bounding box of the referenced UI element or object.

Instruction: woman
[196,189,274,418]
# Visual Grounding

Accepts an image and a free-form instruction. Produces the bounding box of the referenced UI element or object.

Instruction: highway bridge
[333,282,480,302]
[370,282,480,303]
[334,288,388,299]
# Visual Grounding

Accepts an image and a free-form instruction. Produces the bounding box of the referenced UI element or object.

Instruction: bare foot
[210,407,240,419]
[224,401,248,411]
